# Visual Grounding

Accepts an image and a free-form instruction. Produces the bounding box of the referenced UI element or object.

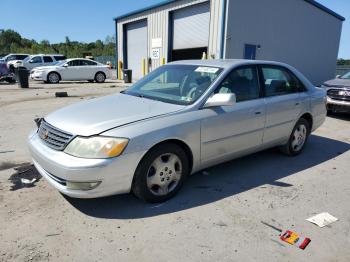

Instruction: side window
[68,60,81,66]
[31,56,42,63]
[261,66,300,97]
[81,60,97,66]
[215,66,260,102]
[43,56,53,63]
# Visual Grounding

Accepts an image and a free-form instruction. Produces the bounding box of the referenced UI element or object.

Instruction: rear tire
[94,72,105,83]
[132,143,189,203]
[47,72,60,84]
[280,118,310,156]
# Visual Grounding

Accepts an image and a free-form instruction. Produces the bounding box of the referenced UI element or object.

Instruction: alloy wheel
[291,124,307,152]
[146,153,182,196]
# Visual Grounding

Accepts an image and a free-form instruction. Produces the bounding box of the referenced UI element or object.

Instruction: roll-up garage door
[172,2,210,50]
[126,20,147,80]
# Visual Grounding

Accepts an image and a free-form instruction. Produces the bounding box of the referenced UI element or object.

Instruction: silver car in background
[28,60,326,202]
[322,71,350,113]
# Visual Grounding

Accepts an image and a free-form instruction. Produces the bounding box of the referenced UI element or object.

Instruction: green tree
[0,29,115,59]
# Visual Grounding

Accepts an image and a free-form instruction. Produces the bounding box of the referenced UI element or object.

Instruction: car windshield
[340,71,350,79]
[23,56,32,63]
[124,65,223,105]
[54,60,67,66]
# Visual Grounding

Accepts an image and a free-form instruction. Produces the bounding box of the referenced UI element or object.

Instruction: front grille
[327,89,350,102]
[38,120,73,151]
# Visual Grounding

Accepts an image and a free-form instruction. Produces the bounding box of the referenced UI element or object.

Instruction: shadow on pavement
[327,112,350,121]
[64,134,350,219]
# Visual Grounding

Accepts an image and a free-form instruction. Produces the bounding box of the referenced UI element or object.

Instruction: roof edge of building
[113,0,177,21]
[304,0,345,21]
[113,0,345,22]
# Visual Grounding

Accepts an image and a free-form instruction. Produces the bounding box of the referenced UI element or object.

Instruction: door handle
[295,102,300,106]
[255,111,262,115]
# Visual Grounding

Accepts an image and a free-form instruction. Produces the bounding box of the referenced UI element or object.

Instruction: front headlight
[64,136,129,159]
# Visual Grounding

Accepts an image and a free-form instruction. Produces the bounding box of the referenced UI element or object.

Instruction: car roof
[65,58,96,62]
[5,53,29,56]
[169,59,292,69]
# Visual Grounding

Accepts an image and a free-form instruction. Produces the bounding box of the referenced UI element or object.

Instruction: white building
[114,0,344,85]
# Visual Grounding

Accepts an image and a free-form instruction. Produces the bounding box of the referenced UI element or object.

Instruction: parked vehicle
[30,58,110,83]
[28,60,326,202]
[0,61,15,83]
[0,53,30,72]
[16,54,66,71]
[322,71,350,113]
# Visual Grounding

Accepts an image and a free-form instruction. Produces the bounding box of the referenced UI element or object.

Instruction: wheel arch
[134,138,194,178]
[47,71,61,81]
[95,71,106,78]
[300,112,313,131]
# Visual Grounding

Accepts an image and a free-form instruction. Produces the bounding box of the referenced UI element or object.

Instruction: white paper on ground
[306,212,338,227]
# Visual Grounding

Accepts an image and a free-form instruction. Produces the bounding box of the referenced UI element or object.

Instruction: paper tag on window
[195,67,219,74]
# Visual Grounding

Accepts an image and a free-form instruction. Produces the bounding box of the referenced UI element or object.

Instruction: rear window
[54,56,66,61]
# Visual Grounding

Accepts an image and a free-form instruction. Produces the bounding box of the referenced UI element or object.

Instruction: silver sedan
[28,60,327,202]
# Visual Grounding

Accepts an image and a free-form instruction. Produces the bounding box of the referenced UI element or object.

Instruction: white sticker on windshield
[195,67,219,74]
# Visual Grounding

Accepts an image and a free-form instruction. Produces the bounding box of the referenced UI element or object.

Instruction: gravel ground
[0,81,349,262]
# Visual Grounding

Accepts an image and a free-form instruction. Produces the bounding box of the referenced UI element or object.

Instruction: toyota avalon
[28,60,326,202]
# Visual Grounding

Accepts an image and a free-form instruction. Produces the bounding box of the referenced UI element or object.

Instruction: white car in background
[1,53,30,72]
[17,54,66,71]
[30,58,111,84]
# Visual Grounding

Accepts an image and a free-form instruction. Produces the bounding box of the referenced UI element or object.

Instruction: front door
[60,60,82,80]
[201,65,266,165]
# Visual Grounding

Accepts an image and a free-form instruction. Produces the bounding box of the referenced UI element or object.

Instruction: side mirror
[29,60,33,63]
[203,93,236,108]
[336,75,341,78]
[62,64,68,67]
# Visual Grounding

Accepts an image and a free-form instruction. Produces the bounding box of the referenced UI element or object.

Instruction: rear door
[260,65,302,145]
[81,60,98,79]
[201,65,266,165]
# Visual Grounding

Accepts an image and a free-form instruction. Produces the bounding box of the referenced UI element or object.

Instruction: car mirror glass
[203,93,236,108]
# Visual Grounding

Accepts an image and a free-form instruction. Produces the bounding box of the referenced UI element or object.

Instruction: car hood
[324,78,350,88]
[45,93,185,136]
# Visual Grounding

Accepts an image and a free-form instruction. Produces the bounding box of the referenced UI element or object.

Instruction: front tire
[132,143,189,203]
[95,72,106,83]
[280,118,310,156]
[47,72,60,84]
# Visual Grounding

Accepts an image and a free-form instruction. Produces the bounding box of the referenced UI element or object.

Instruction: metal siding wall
[224,0,343,85]
[172,2,211,50]
[116,0,221,75]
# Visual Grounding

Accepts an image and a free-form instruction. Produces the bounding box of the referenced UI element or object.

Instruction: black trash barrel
[17,67,29,88]
[122,69,132,83]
